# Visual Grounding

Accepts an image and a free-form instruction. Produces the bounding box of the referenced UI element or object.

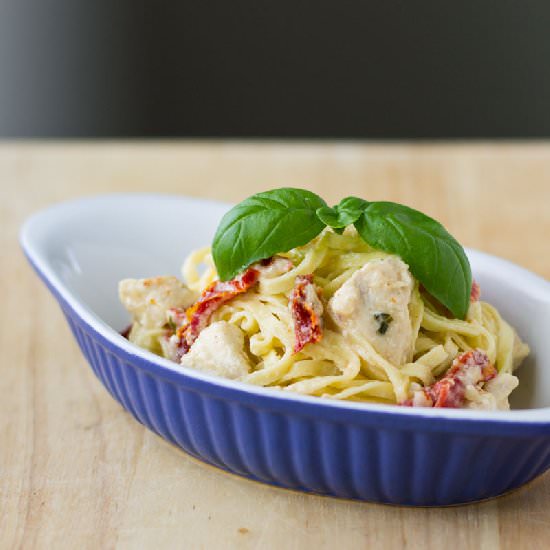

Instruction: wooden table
[2,142,549,549]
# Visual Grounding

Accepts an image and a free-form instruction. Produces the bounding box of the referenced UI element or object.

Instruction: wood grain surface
[1,142,549,550]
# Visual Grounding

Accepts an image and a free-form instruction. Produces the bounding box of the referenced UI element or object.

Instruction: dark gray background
[1,1,549,138]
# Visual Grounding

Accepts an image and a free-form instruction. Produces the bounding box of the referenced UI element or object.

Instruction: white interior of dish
[20,194,550,419]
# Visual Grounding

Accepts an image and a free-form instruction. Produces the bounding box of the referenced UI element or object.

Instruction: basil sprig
[316,196,368,232]
[212,188,472,319]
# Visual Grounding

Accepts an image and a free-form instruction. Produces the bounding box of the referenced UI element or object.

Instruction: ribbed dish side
[65,311,550,506]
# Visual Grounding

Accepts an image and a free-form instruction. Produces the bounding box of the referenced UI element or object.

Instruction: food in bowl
[22,192,550,505]
[119,188,529,409]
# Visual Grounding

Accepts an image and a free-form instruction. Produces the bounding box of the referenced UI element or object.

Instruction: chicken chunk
[465,373,519,410]
[486,373,519,408]
[180,321,251,379]
[119,276,197,329]
[328,256,414,365]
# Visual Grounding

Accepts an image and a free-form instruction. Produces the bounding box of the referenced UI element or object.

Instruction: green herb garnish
[374,312,393,335]
[316,197,368,234]
[212,188,472,319]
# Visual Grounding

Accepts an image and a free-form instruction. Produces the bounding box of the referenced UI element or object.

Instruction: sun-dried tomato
[290,274,323,353]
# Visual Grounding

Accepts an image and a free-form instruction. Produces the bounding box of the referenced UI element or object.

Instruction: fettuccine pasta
[120,227,529,410]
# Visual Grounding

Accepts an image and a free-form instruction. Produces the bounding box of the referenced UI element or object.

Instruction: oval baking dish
[20,194,550,506]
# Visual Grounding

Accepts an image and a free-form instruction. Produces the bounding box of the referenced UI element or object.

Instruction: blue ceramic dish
[21,194,550,506]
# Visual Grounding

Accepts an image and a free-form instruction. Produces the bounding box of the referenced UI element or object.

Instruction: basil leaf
[212,188,327,281]
[354,201,472,319]
[316,197,369,229]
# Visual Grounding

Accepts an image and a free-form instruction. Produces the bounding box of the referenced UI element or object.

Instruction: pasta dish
[119,189,529,410]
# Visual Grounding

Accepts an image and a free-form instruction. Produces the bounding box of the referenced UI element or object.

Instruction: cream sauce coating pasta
[177,228,529,405]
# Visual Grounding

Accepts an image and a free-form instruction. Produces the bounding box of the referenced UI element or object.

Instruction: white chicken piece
[484,373,519,410]
[328,256,414,365]
[180,321,251,379]
[119,276,197,329]
[464,374,519,410]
